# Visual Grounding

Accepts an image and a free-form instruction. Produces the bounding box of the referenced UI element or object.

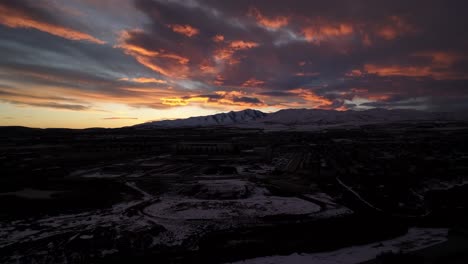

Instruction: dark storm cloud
[177,92,264,107]
[0,0,467,112]
[184,94,223,101]
[232,96,263,105]
[258,91,296,97]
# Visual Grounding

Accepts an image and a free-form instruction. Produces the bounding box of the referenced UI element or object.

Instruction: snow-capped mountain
[258,108,433,126]
[139,109,267,128]
[137,108,467,129]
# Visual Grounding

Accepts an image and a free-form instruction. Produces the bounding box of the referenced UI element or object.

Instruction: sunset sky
[0,0,467,128]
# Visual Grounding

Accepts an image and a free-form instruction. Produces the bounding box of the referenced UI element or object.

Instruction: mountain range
[138,108,468,130]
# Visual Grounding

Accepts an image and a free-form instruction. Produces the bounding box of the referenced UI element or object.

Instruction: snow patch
[231,228,449,264]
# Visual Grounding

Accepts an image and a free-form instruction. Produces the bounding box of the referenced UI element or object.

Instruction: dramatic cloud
[0,0,104,44]
[248,7,289,30]
[302,23,354,45]
[1,0,468,127]
[167,24,200,37]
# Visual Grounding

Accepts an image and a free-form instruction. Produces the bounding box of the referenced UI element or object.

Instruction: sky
[0,0,467,128]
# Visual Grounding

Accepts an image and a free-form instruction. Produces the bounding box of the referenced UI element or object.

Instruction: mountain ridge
[137,108,468,130]
[139,109,267,128]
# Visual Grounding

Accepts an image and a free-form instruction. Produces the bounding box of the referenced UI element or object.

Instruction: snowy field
[144,196,321,220]
[230,228,448,264]
[144,179,321,220]
[0,177,359,261]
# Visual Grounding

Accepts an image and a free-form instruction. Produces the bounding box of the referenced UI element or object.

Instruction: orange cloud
[199,60,217,74]
[377,27,398,40]
[376,16,415,40]
[116,43,159,57]
[364,64,463,80]
[365,56,468,80]
[0,5,104,44]
[117,30,190,78]
[345,88,394,104]
[289,88,335,109]
[118,43,159,56]
[213,75,225,86]
[214,40,259,64]
[168,24,200,37]
[161,98,190,106]
[213,48,236,62]
[119,77,167,84]
[0,69,222,111]
[159,52,190,65]
[133,56,173,77]
[116,30,159,56]
[41,84,187,110]
[365,64,432,78]
[345,69,363,77]
[367,94,392,101]
[229,40,259,50]
[133,77,167,84]
[160,91,264,109]
[302,23,354,44]
[321,24,354,36]
[161,96,212,106]
[248,7,289,29]
[213,34,225,42]
[412,51,462,67]
[242,78,265,87]
[362,33,372,47]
